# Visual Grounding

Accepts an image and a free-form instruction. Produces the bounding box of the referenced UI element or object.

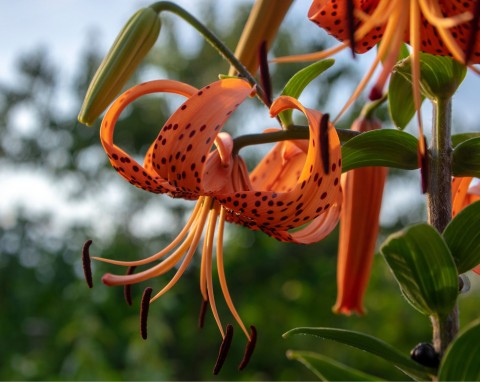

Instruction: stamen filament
[216,207,251,339]
[149,198,213,303]
[410,0,426,156]
[93,198,204,267]
[204,204,225,337]
[419,0,472,28]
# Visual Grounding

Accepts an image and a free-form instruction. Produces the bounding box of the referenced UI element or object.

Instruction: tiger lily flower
[452,176,480,274]
[276,0,480,155]
[89,77,342,373]
[333,116,387,315]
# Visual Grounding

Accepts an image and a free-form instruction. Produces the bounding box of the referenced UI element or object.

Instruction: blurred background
[1,1,479,380]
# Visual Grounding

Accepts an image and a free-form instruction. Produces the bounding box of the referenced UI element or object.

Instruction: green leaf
[341,129,419,172]
[279,59,335,126]
[438,319,480,381]
[380,224,458,316]
[283,327,434,380]
[452,137,480,177]
[388,67,423,129]
[443,201,480,274]
[286,351,384,381]
[451,133,480,148]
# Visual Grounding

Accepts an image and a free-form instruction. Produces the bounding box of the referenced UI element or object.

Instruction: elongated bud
[78,7,161,126]
[333,115,387,315]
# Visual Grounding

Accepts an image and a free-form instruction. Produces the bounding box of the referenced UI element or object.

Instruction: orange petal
[333,165,387,315]
[309,0,384,54]
[452,176,473,216]
[150,78,254,195]
[218,95,342,243]
[100,80,197,194]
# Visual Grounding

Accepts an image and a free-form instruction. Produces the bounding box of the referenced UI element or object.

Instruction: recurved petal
[309,0,384,54]
[100,80,197,195]
[219,95,342,242]
[151,78,255,195]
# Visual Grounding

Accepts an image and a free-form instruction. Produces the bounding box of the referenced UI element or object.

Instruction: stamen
[82,239,93,288]
[465,0,480,64]
[216,207,250,338]
[320,114,330,175]
[213,324,234,375]
[124,266,136,306]
[346,0,356,57]
[239,325,257,371]
[259,40,272,106]
[140,287,153,340]
[92,198,204,267]
[198,298,208,328]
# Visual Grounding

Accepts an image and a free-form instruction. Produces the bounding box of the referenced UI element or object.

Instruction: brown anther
[213,324,234,375]
[320,113,330,175]
[123,266,136,306]
[82,240,93,288]
[259,40,272,106]
[346,0,356,58]
[465,0,480,65]
[368,86,383,101]
[239,325,257,371]
[198,298,208,328]
[140,287,153,340]
[419,135,428,194]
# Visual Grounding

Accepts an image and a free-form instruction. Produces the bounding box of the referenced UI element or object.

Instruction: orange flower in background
[333,116,387,315]
[89,77,342,372]
[452,176,480,274]
[277,1,480,156]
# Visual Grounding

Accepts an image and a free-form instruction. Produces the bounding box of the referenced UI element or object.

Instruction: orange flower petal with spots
[100,78,255,199]
[217,95,342,244]
[150,79,254,196]
[309,0,480,62]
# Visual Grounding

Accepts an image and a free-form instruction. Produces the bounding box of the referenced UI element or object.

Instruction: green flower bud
[78,7,161,126]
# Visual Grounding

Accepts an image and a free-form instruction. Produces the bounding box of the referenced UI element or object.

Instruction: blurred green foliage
[1,2,479,381]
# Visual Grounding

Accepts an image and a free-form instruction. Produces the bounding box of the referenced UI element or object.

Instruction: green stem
[232,126,360,154]
[427,97,458,358]
[149,1,267,103]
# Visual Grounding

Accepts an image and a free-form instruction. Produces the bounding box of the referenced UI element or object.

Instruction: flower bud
[78,7,161,126]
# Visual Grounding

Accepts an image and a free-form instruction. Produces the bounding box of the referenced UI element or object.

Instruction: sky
[1,1,479,230]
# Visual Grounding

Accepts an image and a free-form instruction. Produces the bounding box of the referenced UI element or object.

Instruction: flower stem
[232,126,359,154]
[149,1,267,103]
[427,96,458,357]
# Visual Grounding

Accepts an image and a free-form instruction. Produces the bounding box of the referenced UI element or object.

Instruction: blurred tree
[1,1,479,381]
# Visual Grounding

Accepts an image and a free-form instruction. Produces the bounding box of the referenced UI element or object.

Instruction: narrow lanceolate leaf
[443,201,480,274]
[278,59,334,126]
[438,319,480,381]
[341,129,418,172]
[452,137,480,177]
[283,327,434,380]
[380,224,458,317]
[286,351,383,381]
